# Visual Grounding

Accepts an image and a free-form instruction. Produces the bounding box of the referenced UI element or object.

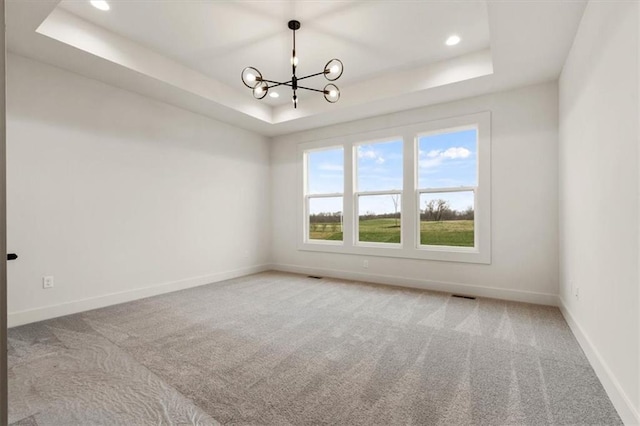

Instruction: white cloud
[441,147,471,159]
[358,148,386,165]
[358,149,377,159]
[419,146,471,169]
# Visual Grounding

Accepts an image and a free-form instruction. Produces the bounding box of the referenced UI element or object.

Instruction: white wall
[559,1,640,424]
[271,82,559,305]
[6,54,271,326]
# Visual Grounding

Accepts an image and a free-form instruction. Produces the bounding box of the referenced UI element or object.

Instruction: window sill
[297,242,490,264]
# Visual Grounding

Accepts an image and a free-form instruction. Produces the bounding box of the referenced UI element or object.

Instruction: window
[417,128,477,248]
[305,147,344,243]
[355,140,403,245]
[299,112,490,264]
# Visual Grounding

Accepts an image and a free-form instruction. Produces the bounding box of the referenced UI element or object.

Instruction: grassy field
[420,219,474,247]
[309,218,474,247]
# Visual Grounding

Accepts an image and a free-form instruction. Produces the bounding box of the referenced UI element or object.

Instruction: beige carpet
[9,271,621,425]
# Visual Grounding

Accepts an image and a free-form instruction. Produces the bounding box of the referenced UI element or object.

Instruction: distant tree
[425,199,449,222]
[390,194,400,227]
[461,206,474,220]
[362,210,376,221]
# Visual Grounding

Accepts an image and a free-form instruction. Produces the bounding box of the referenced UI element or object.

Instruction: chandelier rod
[296,71,326,81]
[296,85,326,93]
[261,79,293,87]
[292,22,297,75]
[291,21,298,106]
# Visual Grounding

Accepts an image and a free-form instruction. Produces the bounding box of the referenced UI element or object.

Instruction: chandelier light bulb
[242,67,263,89]
[324,84,340,103]
[291,56,299,66]
[252,81,268,99]
[324,59,343,81]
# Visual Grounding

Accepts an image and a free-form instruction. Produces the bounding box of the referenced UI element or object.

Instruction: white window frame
[303,145,344,246]
[354,138,403,247]
[297,111,491,264]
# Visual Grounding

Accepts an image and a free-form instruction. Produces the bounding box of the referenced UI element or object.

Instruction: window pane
[309,197,343,241]
[418,129,477,189]
[357,194,401,244]
[357,140,403,192]
[420,192,474,247]
[307,148,344,195]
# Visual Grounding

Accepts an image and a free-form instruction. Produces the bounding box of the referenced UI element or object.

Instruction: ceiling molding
[7,1,587,136]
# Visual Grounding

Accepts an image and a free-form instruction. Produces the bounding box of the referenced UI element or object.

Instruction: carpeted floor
[9,271,621,425]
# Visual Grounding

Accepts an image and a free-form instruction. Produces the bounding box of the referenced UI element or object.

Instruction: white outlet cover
[43,276,54,289]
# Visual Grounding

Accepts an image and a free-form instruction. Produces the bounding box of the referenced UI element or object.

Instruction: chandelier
[241,20,343,108]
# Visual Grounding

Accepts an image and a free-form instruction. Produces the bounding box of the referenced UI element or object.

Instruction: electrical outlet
[363,260,369,269]
[43,276,54,289]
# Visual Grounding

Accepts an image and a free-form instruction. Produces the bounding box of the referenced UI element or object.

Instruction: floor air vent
[308,276,323,279]
[452,294,476,300]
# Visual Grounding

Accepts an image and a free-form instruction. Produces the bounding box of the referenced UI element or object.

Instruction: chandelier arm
[266,83,293,89]
[296,71,327,81]
[296,85,327,94]
[261,79,293,87]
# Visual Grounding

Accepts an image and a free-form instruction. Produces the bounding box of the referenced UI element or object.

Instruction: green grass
[309,218,474,247]
[420,219,474,247]
[358,218,401,243]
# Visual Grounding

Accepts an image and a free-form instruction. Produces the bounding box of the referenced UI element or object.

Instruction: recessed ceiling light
[269,92,280,98]
[90,0,110,11]
[446,35,461,46]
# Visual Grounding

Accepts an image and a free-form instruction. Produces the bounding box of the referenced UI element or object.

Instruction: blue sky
[418,129,477,189]
[307,147,344,195]
[307,129,476,214]
[357,140,403,192]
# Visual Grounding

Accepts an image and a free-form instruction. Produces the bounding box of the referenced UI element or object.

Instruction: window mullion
[403,132,417,250]
[355,190,402,197]
[418,186,476,194]
[307,192,344,199]
[343,141,354,248]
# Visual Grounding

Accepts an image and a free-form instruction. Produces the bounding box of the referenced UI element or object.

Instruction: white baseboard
[8,264,270,328]
[559,299,640,426]
[270,263,560,306]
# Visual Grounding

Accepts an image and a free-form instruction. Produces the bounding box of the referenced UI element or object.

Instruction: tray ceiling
[7,0,586,136]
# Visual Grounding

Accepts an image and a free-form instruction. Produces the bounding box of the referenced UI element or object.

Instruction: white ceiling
[58,1,491,106]
[6,0,587,136]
